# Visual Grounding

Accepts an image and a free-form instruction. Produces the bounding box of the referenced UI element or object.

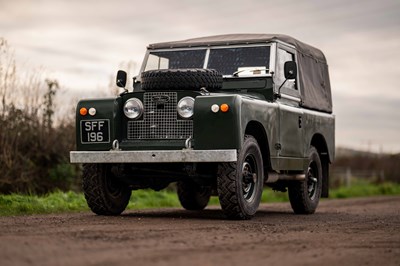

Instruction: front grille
[127,92,193,140]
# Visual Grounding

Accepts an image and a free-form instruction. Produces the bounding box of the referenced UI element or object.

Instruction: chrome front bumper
[70,149,237,163]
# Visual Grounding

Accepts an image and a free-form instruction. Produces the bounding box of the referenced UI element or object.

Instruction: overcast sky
[1,0,400,153]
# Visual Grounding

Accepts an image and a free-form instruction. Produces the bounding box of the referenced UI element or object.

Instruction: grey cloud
[334,92,400,151]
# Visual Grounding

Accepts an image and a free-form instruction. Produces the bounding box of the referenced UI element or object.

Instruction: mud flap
[321,156,329,198]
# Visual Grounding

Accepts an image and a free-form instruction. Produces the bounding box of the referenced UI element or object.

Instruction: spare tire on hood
[141,68,223,91]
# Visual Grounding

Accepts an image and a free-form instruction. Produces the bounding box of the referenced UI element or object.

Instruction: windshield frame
[139,43,274,80]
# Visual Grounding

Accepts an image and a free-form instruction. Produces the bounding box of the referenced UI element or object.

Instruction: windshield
[144,50,206,71]
[208,47,270,75]
[144,46,270,76]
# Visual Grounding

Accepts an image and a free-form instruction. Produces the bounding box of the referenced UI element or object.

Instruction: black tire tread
[288,146,322,214]
[217,162,247,219]
[217,136,263,220]
[82,164,130,216]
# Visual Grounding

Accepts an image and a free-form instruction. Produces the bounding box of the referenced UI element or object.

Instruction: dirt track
[1,196,399,266]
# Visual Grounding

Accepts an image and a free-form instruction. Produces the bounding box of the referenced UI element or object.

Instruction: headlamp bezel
[123,98,144,119]
[177,97,195,119]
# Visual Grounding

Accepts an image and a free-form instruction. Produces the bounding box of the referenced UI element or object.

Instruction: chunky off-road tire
[141,68,223,91]
[288,146,322,214]
[177,180,212,210]
[217,136,264,220]
[82,164,131,215]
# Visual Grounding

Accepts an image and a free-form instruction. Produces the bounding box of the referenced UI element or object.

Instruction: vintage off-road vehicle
[70,34,335,219]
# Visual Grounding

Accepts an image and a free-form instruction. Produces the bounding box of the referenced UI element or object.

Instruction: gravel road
[1,196,399,266]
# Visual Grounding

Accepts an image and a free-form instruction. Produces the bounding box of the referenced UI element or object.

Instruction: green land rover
[70,34,335,219]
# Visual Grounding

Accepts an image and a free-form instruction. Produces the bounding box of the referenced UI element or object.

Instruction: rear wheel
[177,180,211,210]
[217,136,264,220]
[288,146,322,214]
[82,164,131,215]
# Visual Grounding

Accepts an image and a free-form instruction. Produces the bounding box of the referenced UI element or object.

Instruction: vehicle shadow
[121,208,295,221]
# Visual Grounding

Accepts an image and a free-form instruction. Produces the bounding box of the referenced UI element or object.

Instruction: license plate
[80,119,110,144]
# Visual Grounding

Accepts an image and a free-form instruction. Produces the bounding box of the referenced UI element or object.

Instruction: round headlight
[124,98,144,119]
[177,97,195,119]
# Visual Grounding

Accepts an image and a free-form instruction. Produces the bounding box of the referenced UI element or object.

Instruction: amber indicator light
[80,107,88,116]
[220,104,229,112]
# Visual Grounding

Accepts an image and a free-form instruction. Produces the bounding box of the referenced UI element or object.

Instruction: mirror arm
[275,78,288,99]
[116,79,125,88]
[119,88,128,96]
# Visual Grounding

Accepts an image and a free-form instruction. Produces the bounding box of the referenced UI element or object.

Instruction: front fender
[193,95,242,150]
[75,97,122,151]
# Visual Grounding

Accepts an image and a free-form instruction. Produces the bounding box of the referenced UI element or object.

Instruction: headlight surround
[123,98,144,119]
[177,97,195,119]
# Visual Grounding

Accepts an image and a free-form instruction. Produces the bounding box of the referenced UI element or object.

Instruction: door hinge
[298,116,302,129]
[274,143,282,150]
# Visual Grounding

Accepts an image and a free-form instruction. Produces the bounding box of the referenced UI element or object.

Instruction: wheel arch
[310,133,330,198]
[245,121,271,170]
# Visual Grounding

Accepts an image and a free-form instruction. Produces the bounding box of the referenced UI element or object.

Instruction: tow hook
[185,136,192,149]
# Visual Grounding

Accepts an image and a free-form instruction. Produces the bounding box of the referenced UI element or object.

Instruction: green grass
[1,181,400,216]
[0,191,88,216]
[329,180,400,199]
[126,190,180,209]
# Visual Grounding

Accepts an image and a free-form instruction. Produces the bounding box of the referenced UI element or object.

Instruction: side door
[275,44,304,158]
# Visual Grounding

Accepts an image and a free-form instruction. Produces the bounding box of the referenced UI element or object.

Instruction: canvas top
[149,34,332,113]
[148,34,326,63]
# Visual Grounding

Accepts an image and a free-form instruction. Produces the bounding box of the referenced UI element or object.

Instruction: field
[1,181,400,216]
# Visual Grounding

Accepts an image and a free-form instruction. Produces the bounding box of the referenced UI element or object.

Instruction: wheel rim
[307,163,318,201]
[197,186,210,198]
[105,175,124,199]
[241,154,258,203]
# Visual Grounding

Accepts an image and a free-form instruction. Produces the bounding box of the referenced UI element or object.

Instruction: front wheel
[82,164,131,215]
[217,136,264,220]
[288,146,322,214]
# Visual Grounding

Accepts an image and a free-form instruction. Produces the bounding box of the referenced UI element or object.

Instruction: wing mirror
[116,70,127,88]
[275,61,297,99]
[284,61,297,79]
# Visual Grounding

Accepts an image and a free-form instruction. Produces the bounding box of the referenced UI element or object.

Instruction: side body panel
[278,104,304,158]
[303,109,335,162]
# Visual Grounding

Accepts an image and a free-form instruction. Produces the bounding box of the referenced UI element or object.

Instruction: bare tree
[0,38,16,116]
[0,38,79,194]
[43,79,59,130]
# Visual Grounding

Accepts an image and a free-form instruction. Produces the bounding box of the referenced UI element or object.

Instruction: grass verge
[1,181,400,216]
